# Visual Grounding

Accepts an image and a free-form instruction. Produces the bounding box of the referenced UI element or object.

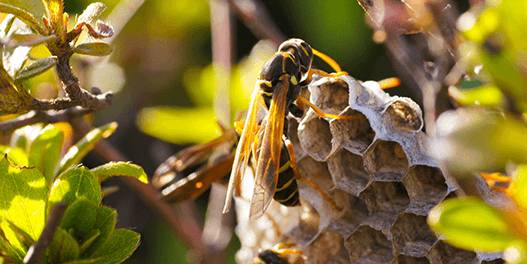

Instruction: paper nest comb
[233,74,501,264]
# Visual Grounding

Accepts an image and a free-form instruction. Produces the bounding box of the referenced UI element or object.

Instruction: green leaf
[79,229,100,255]
[513,165,527,210]
[10,123,44,151]
[0,156,48,241]
[14,56,57,83]
[432,108,527,172]
[4,219,34,250]
[0,219,34,261]
[0,2,45,34]
[48,167,101,216]
[64,257,100,263]
[82,206,116,257]
[47,227,80,263]
[28,124,63,184]
[457,2,527,112]
[0,225,24,263]
[6,34,55,48]
[57,122,117,176]
[0,15,16,38]
[0,64,33,115]
[428,197,518,251]
[136,106,220,144]
[450,84,504,108]
[78,2,106,24]
[2,148,29,166]
[2,17,33,78]
[60,198,97,240]
[0,221,26,262]
[90,229,140,264]
[91,161,148,183]
[73,42,113,56]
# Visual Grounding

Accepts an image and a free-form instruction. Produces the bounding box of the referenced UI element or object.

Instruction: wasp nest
[234,75,500,264]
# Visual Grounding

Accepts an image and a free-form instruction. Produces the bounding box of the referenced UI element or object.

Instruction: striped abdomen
[273,144,300,207]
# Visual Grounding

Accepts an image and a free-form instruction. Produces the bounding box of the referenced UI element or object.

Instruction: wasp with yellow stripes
[251,243,303,264]
[223,38,353,219]
[154,39,399,215]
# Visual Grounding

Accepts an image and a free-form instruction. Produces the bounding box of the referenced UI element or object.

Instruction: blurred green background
[62,0,402,263]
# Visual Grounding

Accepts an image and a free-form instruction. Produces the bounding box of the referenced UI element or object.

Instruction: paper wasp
[223,38,354,219]
[250,243,303,264]
[153,39,400,215]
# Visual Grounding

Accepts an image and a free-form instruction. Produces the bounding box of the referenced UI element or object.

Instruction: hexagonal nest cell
[233,74,493,263]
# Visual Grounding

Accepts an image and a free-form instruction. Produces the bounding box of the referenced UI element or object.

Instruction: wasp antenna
[312,49,342,73]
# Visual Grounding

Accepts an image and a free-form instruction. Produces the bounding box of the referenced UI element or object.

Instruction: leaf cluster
[0,122,147,264]
[427,0,527,263]
[0,0,114,116]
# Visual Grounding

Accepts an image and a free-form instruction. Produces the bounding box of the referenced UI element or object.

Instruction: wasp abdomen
[273,146,300,207]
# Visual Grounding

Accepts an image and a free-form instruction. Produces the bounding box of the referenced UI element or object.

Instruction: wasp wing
[152,129,237,189]
[249,78,289,219]
[223,82,265,213]
[159,153,235,203]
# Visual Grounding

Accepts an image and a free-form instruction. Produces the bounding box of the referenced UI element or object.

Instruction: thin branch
[29,93,113,111]
[227,0,287,47]
[23,202,67,264]
[0,107,93,133]
[210,0,232,146]
[52,52,114,109]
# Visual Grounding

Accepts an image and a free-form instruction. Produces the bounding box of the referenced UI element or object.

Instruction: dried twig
[0,107,93,133]
[227,0,286,47]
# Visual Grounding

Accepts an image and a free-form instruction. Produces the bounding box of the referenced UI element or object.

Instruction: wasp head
[279,38,314,76]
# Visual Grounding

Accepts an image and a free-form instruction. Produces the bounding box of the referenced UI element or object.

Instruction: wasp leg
[275,242,303,255]
[284,138,343,212]
[480,172,517,197]
[377,77,401,89]
[295,95,357,120]
[274,243,298,250]
[480,172,511,183]
[234,121,245,135]
[300,68,349,86]
[263,211,283,237]
[289,103,304,118]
